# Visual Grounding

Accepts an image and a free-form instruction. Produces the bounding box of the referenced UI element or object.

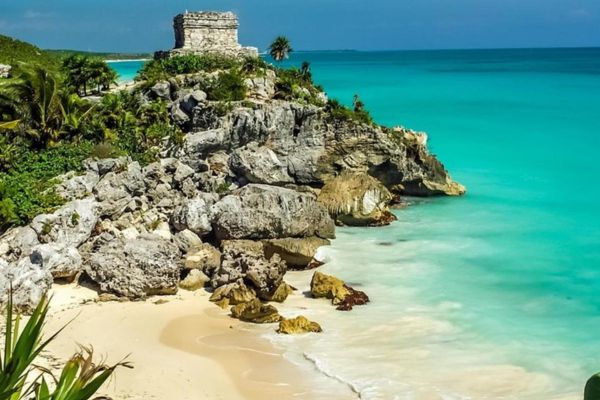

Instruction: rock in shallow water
[310,271,370,311]
[277,316,323,334]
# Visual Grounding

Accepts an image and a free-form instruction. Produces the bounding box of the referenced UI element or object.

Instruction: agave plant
[0,292,130,400]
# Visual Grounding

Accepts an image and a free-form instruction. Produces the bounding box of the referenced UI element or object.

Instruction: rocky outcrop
[317,171,397,226]
[193,102,465,197]
[277,316,322,334]
[211,184,335,240]
[0,53,464,315]
[310,271,370,311]
[85,234,180,298]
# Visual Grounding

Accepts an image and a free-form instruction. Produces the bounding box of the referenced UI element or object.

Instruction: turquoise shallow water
[111,49,600,398]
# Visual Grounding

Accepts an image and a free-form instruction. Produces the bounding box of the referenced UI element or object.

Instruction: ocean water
[272,48,600,399]
[108,59,145,82]
[111,49,600,398]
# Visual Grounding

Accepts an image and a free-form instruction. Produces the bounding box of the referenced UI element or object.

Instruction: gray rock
[184,243,222,275]
[55,171,99,201]
[184,129,228,159]
[31,197,100,248]
[151,81,171,100]
[211,244,286,299]
[94,162,145,217]
[180,90,207,114]
[171,193,218,236]
[30,243,82,279]
[0,226,40,262]
[229,142,293,185]
[211,184,335,240]
[0,258,53,311]
[170,103,190,125]
[173,229,203,253]
[95,157,130,176]
[173,162,195,183]
[85,234,180,298]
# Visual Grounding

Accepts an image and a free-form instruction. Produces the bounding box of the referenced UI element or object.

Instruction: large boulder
[317,171,397,226]
[29,243,82,280]
[171,193,218,236]
[263,237,330,268]
[211,242,287,299]
[211,184,335,240]
[230,298,283,324]
[229,142,293,185]
[30,197,100,248]
[85,234,180,298]
[0,258,53,311]
[184,243,222,275]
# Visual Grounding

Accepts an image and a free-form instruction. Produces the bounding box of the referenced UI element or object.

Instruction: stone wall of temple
[170,11,257,57]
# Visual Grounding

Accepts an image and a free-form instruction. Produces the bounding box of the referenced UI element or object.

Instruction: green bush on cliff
[204,69,247,101]
[325,99,374,125]
[137,54,242,84]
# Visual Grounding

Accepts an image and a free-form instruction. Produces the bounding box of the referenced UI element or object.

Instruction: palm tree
[269,36,293,62]
[0,67,65,145]
[300,61,312,82]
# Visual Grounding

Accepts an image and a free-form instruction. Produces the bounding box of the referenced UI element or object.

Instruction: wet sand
[43,284,354,400]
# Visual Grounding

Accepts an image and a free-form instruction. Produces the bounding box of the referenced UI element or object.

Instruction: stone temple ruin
[165,11,258,58]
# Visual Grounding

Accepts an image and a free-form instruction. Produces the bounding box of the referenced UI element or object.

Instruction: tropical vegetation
[268,36,293,62]
[0,34,373,232]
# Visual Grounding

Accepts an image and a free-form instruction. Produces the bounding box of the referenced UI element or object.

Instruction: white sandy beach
[43,282,356,400]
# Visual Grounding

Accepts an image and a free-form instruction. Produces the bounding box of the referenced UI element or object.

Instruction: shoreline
[44,282,357,400]
[105,58,150,63]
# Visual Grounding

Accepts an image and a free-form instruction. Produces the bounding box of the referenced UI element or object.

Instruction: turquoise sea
[109,49,600,398]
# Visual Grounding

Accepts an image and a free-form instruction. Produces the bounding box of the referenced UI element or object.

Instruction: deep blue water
[111,49,600,398]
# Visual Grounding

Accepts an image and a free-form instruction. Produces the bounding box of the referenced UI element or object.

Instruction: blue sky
[1,0,599,52]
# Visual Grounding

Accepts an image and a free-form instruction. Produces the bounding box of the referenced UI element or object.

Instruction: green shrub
[0,141,94,228]
[205,70,247,101]
[325,99,374,125]
[136,54,241,84]
[90,142,122,159]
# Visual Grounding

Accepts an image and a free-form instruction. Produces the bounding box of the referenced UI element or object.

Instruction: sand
[42,283,353,400]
